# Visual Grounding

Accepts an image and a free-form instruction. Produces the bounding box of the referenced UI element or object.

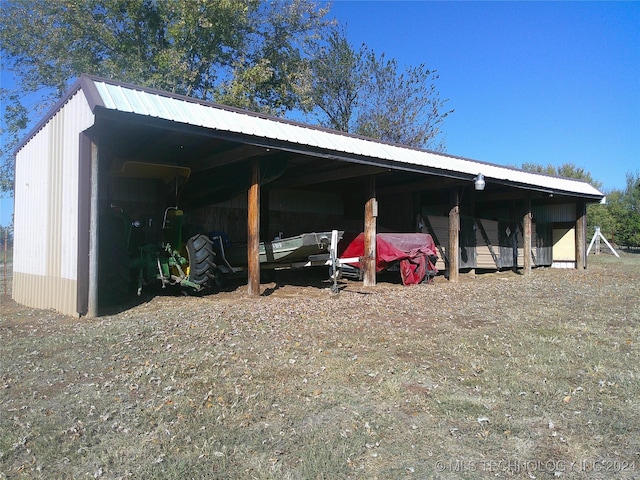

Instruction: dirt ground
[1,253,639,479]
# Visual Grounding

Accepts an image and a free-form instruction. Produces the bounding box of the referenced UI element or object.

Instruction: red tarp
[340,233,439,285]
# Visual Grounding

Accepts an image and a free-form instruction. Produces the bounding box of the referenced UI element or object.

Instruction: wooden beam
[378,176,463,196]
[271,164,387,189]
[363,176,377,287]
[247,159,260,295]
[448,188,460,282]
[523,197,532,276]
[575,201,587,270]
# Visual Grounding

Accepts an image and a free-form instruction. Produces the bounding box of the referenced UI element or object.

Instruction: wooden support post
[247,159,260,296]
[363,176,377,287]
[448,188,459,282]
[523,197,532,276]
[575,201,587,270]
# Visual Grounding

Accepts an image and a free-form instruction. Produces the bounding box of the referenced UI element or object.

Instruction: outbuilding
[12,74,604,317]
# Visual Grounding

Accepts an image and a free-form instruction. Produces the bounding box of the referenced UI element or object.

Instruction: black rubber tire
[98,211,133,307]
[185,234,216,286]
[212,268,224,289]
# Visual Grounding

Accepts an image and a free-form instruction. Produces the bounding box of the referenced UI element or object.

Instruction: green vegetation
[590,172,640,247]
[308,26,451,150]
[0,0,450,194]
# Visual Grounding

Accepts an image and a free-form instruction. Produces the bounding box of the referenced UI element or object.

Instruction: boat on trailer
[211,231,344,272]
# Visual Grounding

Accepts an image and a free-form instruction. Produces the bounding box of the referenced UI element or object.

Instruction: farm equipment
[339,233,439,285]
[97,161,221,306]
[99,206,218,305]
[132,207,217,295]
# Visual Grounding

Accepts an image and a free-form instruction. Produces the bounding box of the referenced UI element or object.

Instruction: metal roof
[21,74,605,199]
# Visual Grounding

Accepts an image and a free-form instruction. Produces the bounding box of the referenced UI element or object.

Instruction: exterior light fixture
[474,173,485,191]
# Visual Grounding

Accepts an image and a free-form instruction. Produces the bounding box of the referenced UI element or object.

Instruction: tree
[0,90,28,192]
[215,0,331,114]
[307,26,365,132]
[556,163,603,191]
[579,171,640,248]
[521,162,603,191]
[0,0,331,194]
[614,171,640,247]
[308,27,452,150]
[520,162,557,176]
[587,194,618,242]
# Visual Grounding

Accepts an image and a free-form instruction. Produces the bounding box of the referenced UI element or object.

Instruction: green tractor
[99,206,218,305]
[132,207,217,296]
[98,161,221,305]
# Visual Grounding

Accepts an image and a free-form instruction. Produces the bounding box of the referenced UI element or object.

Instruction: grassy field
[1,253,638,479]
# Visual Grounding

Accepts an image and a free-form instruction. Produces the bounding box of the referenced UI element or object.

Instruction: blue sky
[329,0,639,191]
[1,1,638,226]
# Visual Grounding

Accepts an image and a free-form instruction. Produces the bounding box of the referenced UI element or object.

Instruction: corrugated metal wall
[532,204,577,264]
[270,189,343,214]
[190,190,348,243]
[13,91,95,317]
[534,223,553,265]
[532,203,576,223]
[475,219,501,269]
[421,215,449,271]
[421,214,546,271]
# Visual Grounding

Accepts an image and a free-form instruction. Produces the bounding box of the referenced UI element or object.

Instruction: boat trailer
[210,230,354,293]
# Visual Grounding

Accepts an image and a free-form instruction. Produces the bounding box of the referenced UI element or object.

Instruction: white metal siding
[14,127,49,276]
[13,91,94,316]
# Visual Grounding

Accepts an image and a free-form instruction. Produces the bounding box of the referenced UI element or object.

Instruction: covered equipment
[340,233,439,285]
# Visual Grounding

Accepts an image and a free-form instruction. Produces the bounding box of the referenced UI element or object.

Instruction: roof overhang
[16,73,605,202]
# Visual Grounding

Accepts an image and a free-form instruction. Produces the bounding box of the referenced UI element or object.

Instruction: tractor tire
[98,211,133,307]
[211,268,224,289]
[185,234,216,287]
